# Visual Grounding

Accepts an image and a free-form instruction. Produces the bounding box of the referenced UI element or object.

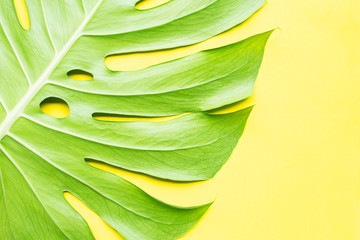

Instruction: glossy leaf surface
[0,0,270,239]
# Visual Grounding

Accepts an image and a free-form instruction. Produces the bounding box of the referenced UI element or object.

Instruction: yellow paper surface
[18,0,360,239]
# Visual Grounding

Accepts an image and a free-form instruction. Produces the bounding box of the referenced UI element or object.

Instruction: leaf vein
[39,0,58,54]
[0,145,69,239]
[7,133,180,226]
[0,20,31,86]
[0,161,14,239]
[22,114,218,151]
[0,98,9,114]
[0,0,105,140]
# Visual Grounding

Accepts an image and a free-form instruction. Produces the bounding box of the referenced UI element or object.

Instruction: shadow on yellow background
[17,0,360,239]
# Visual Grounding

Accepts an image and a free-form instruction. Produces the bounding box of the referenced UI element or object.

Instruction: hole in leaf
[105,46,198,71]
[64,192,125,240]
[135,0,171,10]
[40,97,69,118]
[86,159,215,206]
[67,69,93,81]
[14,0,30,30]
[209,97,255,114]
[105,8,267,72]
[92,113,186,122]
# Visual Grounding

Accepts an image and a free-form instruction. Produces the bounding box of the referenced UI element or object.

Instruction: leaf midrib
[0,0,104,140]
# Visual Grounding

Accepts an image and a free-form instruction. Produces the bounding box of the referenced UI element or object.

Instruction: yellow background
[18,0,360,239]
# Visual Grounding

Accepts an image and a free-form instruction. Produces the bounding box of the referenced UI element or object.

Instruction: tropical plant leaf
[0,0,271,239]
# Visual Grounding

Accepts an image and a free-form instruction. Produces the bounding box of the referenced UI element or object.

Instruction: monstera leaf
[0,0,271,239]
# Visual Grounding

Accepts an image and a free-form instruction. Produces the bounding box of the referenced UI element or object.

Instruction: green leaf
[0,0,271,239]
